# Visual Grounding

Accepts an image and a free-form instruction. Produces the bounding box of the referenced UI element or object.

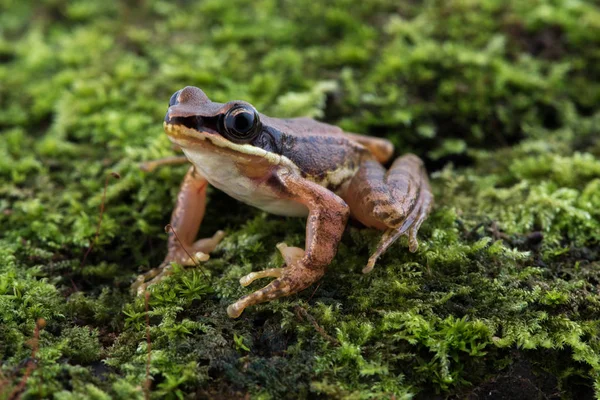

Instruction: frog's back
[255,116,369,190]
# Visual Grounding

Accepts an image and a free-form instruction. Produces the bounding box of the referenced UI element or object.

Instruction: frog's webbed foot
[131,230,225,295]
[227,243,323,318]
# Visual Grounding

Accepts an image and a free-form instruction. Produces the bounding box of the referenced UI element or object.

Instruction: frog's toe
[275,242,305,265]
[131,262,174,296]
[161,229,224,267]
[239,268,283,287]
[192,230,226,254]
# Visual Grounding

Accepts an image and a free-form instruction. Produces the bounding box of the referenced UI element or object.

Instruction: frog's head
[164,86,266,155]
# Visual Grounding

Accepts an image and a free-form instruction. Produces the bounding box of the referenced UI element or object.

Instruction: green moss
[1,0,599,398]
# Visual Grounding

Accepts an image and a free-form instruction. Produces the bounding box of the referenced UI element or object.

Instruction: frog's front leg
[132,166,225,294]
[227,170,350,318]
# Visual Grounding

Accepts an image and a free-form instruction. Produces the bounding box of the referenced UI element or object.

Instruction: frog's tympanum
[135,86,433,318]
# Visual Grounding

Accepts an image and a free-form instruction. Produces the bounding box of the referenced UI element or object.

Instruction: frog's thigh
[344,132,394,164]
[343,155,433,273]
[227,170,350,318]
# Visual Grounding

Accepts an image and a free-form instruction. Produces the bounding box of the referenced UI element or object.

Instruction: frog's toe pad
[227,303,245,318]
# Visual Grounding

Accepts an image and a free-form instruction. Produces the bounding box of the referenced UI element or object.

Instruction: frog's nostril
[169,90,181,106]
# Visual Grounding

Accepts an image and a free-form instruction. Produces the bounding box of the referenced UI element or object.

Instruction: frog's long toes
[236,244,303,287]
[239,268,283,287]
[131,266,161,295]
[408,228,419,253]
[212,230,226,243]
[363,228,405,274]
[228,265,324,318]
[131,263,174,296]
[228,275,294,318]
[363,256,377,274]
[190,230,226,255]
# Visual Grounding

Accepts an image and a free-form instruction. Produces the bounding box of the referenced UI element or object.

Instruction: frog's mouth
[165,112,219,132]
[163,116,228,149]
[163,104,229,144]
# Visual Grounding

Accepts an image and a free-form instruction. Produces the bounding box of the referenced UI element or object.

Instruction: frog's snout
[164,86,217,132]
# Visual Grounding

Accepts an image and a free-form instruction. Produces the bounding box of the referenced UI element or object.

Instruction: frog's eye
[222,105,261,143]
[169,90,181,106]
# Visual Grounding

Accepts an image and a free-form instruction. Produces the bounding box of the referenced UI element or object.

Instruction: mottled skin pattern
[135,86,433,318]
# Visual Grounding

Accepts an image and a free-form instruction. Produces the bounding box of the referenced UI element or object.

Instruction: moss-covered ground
[1,0,600,398]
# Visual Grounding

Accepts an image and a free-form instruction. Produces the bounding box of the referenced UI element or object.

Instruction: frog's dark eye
[222,105,261,143]
[169,90,181,106]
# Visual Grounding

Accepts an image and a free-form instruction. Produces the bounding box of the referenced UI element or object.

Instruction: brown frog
[135,86,433,318]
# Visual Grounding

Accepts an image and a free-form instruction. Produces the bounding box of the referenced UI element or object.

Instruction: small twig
[81,171,121,269]
[140,155,188,172]
[9,318,45,400]
[306,282,322,303]
[164,224,209,279]
[0,371,9,398]
[294,306,339,345]
[489,220,510,242]
[144,291,151,400]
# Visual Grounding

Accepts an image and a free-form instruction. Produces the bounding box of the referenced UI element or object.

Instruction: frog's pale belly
[182,148,309,217]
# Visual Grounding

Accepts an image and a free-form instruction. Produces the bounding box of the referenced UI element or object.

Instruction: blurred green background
[1,0,599,398]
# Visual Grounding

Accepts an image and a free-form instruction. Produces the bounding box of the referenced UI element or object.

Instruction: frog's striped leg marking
[342,154,433,274]
[227,171,349,318]
[132,166,225,295]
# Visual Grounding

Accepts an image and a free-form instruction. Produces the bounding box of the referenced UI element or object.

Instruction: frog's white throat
[181,146,309,217]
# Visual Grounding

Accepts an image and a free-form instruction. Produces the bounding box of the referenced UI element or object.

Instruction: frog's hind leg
[343,154,433,274]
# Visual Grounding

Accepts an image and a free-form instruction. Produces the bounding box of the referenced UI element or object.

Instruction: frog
[134,86,433,318]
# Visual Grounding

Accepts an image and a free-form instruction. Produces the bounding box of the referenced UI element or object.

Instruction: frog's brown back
[254,116,369,186]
